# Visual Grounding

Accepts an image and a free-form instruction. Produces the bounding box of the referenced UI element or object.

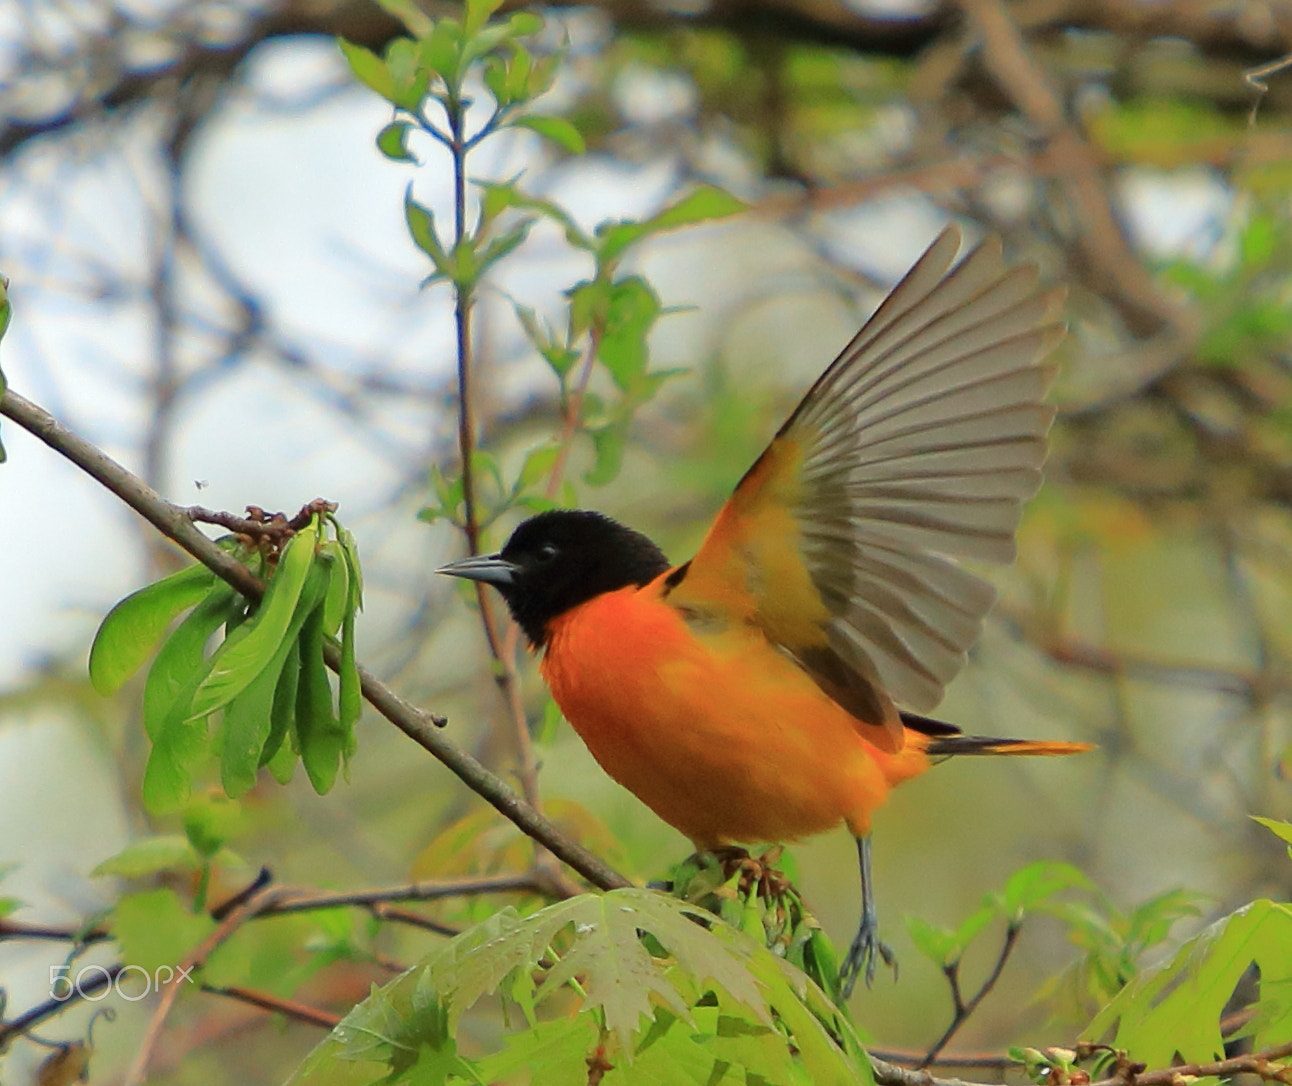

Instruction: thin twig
[123,882,281,1086]
[544,323,604,502]
[430,77,547,825]
[1085,1039,1292,1086]
[870,1039,1292,1086]
[870,1055,998,1086]
[201,984,342,1030]
[263,872,544,914]
[920,924,1021,1068]
[0,919,110,943]
[367,903,460,937]
[957,0,1197,344]
[0,387,630,893]
[1244,53,1292,124]
[184,502,330,542]
[0,965,120,1049]
[869,1048,1015,1071]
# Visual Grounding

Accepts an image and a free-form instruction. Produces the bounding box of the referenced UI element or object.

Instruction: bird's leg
[839,835,897,997]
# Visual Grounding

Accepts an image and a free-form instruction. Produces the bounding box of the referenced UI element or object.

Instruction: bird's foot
[839,919,897,998]
[705,845,789,898]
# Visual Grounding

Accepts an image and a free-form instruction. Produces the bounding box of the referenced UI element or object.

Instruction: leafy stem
[919,922,1021,1068]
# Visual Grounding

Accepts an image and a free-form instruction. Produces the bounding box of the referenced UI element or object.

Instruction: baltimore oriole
[440,226,1092,995]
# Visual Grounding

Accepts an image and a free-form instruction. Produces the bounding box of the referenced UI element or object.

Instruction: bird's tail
[924,735,1094,757]
[900,711,1093,758]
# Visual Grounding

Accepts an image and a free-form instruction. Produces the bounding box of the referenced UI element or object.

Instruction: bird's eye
[537,542,559,562]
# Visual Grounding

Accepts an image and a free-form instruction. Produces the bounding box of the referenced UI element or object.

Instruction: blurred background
[2,0,1291,1081]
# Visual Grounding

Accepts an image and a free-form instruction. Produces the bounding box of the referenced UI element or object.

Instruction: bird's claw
[839,923,897,998]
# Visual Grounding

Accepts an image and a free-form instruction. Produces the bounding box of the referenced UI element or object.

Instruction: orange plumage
[541,578,929,849]
[440,226,1093,993]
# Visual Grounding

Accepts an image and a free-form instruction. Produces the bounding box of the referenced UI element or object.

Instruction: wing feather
[669,226,1062,748]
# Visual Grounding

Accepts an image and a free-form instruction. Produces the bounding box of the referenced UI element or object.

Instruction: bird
[439,226,1093,996]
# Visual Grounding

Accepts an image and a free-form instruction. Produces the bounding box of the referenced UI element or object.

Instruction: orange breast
[540,576,930,848]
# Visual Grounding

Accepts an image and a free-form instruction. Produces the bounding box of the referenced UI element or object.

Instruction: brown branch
[0,386,630,893]
[1086,1039,1292,1086]
[367,904,460,937]
[957,0,1198,345]
[870,1056,999,1086]
[184,501,333,544]
[871,1038,1292,1086]
[0,919,110,944]
[869,1048,1016,1071]
[920,924,1021,1068]
[200,984,341,1030]
[0,965,121,1050]
[262,872,548,915]
[123,881,281,1086]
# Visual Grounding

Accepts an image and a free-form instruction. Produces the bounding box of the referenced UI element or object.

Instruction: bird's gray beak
[437,552,518,587]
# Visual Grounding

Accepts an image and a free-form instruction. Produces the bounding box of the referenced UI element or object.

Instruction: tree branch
[0,386,630,893]
[920,924,1021,1067]
[200,984,342,1030]
[123,881,281,1085]
[0,966,121,1050]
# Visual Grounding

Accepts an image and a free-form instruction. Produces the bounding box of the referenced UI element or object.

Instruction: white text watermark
[50,964,196,1002]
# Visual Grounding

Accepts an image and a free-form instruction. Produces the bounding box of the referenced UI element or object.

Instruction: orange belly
[540,582,930,848]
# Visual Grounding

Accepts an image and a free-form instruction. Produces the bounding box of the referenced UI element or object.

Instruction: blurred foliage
[2,0,1292,1082]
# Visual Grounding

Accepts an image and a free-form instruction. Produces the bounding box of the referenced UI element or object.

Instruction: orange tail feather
[925,736,1095,757]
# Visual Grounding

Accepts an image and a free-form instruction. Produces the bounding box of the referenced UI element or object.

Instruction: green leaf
[289,888,872,1085]
[188,518,319,720]
[184,794,242,857]
[338,39,398,103]
[585,422,627,487]
[259,637,299,770]
[405,187,452,280]
[1087,898,1292,1065]
[905,915,960,967]
[1240,212,1278,267]
[503,12,543,37]
[220,558,325,798]
[567,279,608,338]
[474,1017,597,1085]
[463,0,506,36]
[338,608,361,737]
[92,835,197,879]
[384,37,430,110]
[512,114,585,155]
[517,444,561,491]
[377,121,415,162]
[647,185,746,232]
[336,522,364,614]
[111,888,216,975]
[476,220,533,278]
[598,276,660,392]
[596,185,745,265]
[141,585,244,813]
[419,20,462,86]
[320,542,350,635]
[141,582,237,740]
[953,902,998,949]
[89,563,218,694]
[1253,815,1292,851]
[374,0,432,36]
[513,302,578,378]
[995,860,1092,919]
[482,55,510,106]
[476,179,591,250]
[295,585,345,795]
[505,45,534,102]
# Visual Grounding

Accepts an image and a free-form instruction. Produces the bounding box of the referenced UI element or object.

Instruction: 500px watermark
[50,964,196,1002]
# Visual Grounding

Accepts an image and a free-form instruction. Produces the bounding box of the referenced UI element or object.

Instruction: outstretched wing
[665,227,1063,752]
